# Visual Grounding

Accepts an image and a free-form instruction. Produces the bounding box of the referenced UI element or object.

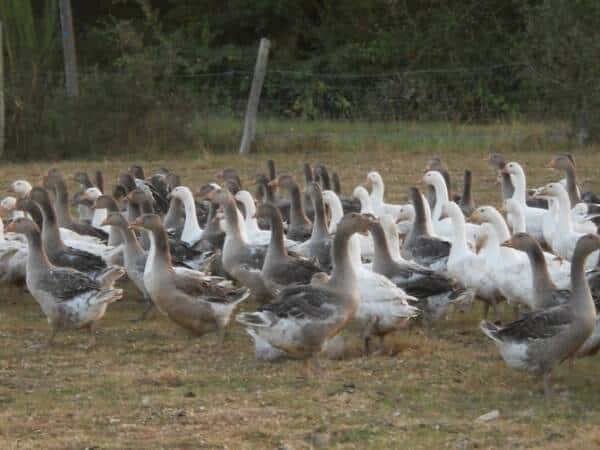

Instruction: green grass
[1,142,600,448]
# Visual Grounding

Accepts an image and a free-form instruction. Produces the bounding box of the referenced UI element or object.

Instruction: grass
[2,138,600,449]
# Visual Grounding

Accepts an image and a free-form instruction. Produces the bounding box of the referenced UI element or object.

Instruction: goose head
[365,171,383,187]
[533,182,564,199]
[488,153,506,170]
[396,204,415,222]
[501,232,540,252]
[500,161,524,177]
[83,187,103,202]
[341,213,375,237]
[101,211,128,229]
[130,213,163,232]
[5,217,39,235]
[470,206,501,225]
[546,154,575,171]
[168,186,193,203]
[10,180,33,199]
[0,196,17,217]
[422,170,446,188]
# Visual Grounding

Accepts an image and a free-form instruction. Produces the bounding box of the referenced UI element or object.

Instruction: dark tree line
[2,0,600,159]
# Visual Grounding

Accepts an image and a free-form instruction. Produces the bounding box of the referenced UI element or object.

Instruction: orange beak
[5,222,16,233]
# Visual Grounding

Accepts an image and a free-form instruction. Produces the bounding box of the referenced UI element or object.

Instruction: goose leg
[86,322,98,349]
[216,327,225,354]
[483,302,490,319]
[132,300,155,322]
[363,336,371,356]
[45,327,57,348]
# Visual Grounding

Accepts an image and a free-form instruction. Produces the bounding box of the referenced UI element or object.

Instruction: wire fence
[2,62,592,159]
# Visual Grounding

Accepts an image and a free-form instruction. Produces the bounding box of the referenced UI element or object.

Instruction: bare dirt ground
[1,147,600,449]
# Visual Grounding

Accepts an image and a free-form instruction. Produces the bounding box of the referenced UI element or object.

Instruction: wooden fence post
[239,38,270,155]
[0,21,4,157]
[59,0,79,97]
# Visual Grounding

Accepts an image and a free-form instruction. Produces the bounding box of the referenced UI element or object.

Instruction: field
[2,124,600,449]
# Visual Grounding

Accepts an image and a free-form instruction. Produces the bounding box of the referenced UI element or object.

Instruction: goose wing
[493,305,573,341]
[40,268,100,300]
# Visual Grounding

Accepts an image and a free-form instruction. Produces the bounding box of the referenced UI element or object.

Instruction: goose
[211,189,269,301]
[215,168,242,193]
[169,186,204,246]
[480,234,600,398]
[570,203,599,234]
[366,171,402,219]
[369,219,473,323]
[0,218,28,285]
[422,171,480,245]
[488,153,515,202]
[392,203,414,237]
[7,217,124,347]
[474,222,535,311]
[234,190,272,246]
[293,182,333,270]
[131,214,249,351]
[331,172,361,214]
[29,187,109,277]
[44,172,109,242]
[424,157,451,208]
[288,193,417,353]
[191,201,225,253]
[257,203,321,297]
[82,188,111,233]
[442,202,501,309]
[535,183,599,270]
[401,187,450,271]
[101,212,155,320]
[256,174,290,223]
[502,162,548,241]
[472,205,570,290]
[236,213,371,375]
[163,195,185,237]
[73,171,97,223]
[546,154,581,207]
[270,175,312,242]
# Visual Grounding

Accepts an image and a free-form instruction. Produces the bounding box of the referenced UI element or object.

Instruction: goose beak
[500,239,514,249]
[5,222,16,233]
[500,167,510,175]
[215,170,224,179]
[268,179,279,188]
[532,187,548,198]
[545,159,556,169]
[100,218,110,227]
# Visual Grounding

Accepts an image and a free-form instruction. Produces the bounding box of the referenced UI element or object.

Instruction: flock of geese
[2,155,600,398]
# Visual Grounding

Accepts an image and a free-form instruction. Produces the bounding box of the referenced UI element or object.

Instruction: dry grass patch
[1,145,600,448]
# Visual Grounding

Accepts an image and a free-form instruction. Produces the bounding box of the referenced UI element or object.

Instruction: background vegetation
[2,0,600,159]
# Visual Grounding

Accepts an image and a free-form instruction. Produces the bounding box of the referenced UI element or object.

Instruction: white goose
[536,183,599,270]
[423,171,479,245]
[0,218,28,285]
[328,189,374,257]
[475,203,570,289]
[502,162,547,241]
[168,186,204,246]
[443,202,499,305]
[366,171,403,219]
[352,186,375,215]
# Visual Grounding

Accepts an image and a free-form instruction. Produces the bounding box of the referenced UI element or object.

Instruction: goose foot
[85,323,98,350]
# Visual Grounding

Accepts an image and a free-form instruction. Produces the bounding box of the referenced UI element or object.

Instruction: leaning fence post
[239,38,270,155]
[0,21,4,157]
[59,0,79,97]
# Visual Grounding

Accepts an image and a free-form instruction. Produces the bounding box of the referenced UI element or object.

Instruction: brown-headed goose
[256,174,291,223]
[293,182,333,270]
[481,234,600,398]
[215,168,242,193]
[236,213,371,375]
[44,172,108,242]
[131,214,249,351]
[29,187,108,277]
[546,154,581,207]
[458,170,475,217]
[270,175,312,242]
[257,203,321,297]
[7,217,124,347]
[488,153,515,202]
